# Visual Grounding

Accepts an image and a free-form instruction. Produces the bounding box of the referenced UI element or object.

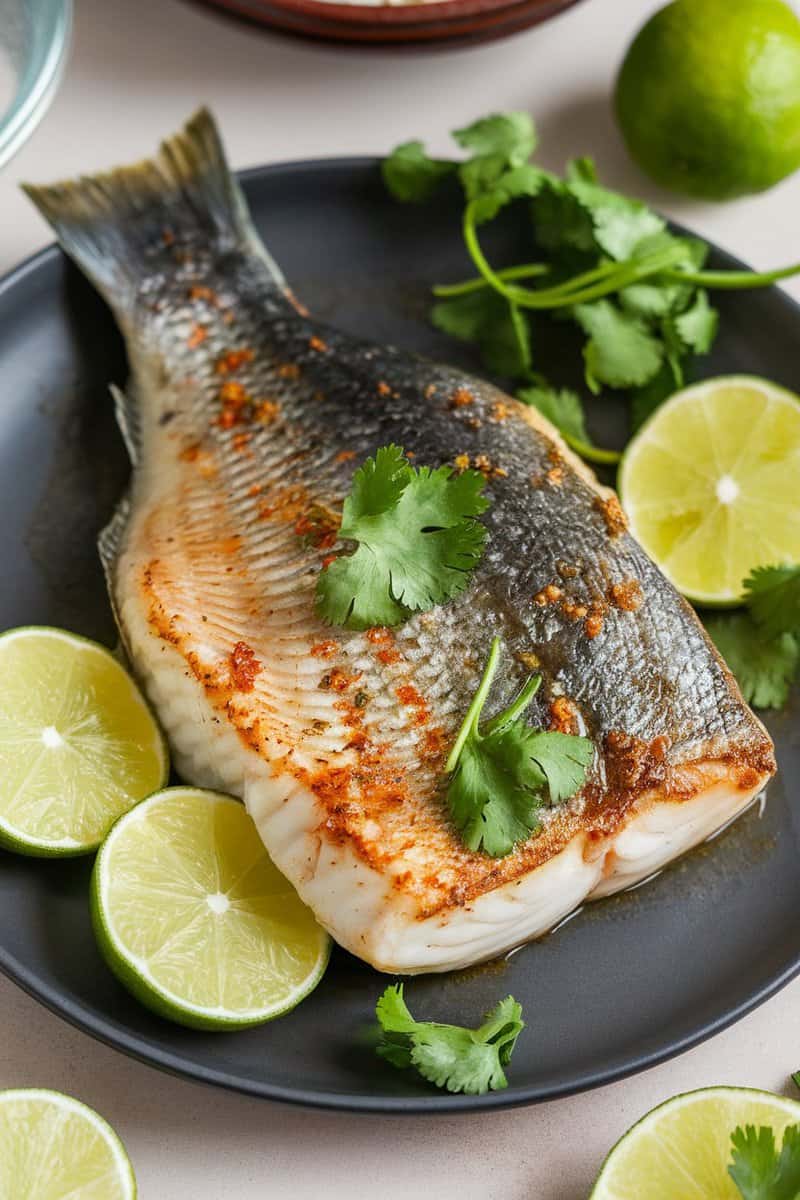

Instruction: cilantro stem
[561,434,622,465]
[433,264,550,298]
[463,201,689,311]
[664,261,800,289]
[445,635,501,772]
[483,673,541,734]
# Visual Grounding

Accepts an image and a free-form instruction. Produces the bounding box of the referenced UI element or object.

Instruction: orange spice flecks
[377,647,402,666]
[162,228,175,246]
[453,454,471,473]
[187,323,207,349]
[395,684,430,727]
[232,432,252,453]
[534,583,563,607]
[255,399,280,424]
[335,450,357,463]
[562,600,589,621]
[247,483,263,498]
[422,726,447,762]
[319,667,362,693]
[490,399,512,422]
[258,485,309,524]
[448,387,474,409]
[217,380,252,428]
[549,696,578,735]
[309,335,328,353]
[472,454,508,480]
[310,640,339,660]
[595,494,628,537]
[189,284,217,303]
[294,504,341,551]
[179,443,201,463]
[215,347,254,375]
[424,384,437,400]
[377,381,392,398]
[277,362,301,380]
[609,579,644,612]
[229,641,261,692]
[366,626,393,645]
[585,612,604,639]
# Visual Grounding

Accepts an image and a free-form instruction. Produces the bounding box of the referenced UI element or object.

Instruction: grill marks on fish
[25,110,775,971]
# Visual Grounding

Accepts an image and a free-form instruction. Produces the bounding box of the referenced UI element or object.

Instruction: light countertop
[1,0,799,1196]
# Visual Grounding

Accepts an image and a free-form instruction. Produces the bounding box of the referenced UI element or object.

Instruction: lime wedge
[591,1086,800,1199]
[91,787,331,1030]
[619,376,800,605]
[0,1088,136,1199]
[0,627,168,856]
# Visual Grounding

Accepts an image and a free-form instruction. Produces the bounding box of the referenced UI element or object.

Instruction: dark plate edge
[1,157,799,1114]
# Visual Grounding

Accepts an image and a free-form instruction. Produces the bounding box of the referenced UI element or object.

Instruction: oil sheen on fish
[25,112,776,973]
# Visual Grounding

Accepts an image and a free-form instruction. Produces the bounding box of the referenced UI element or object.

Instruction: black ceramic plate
[1,159,798,1114]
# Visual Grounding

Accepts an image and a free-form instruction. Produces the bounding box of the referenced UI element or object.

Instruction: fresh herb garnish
[316,445,489,631]
[704,565,800,709]
[517,385,621,465]
[729,1123,800,1199]
[383,112,800,447]
[793,1070,800,1092]
[445,636,593,857]
[375,983,524,1095]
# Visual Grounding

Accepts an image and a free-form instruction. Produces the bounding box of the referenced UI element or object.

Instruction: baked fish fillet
[26,111,775,973]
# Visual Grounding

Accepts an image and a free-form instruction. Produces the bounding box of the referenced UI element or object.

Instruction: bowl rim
[202,0,577,27]
[0,0,73,170]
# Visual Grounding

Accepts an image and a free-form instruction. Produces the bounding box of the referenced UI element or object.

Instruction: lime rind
[91,788,331,1031]
[619,376,800,607]
[0,626,168,856]
[591,1086,800,1199]
[0,1087,137,1199]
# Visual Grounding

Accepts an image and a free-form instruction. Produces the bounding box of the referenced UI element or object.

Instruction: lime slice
[591,1086,800,1199]
[0,1088,136,1199]
[0,627,168,856]
[91,787,331,1030]
[619,376,800,605]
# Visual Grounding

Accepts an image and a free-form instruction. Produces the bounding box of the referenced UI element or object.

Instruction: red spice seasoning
[335,450,357,463]
[187,323,207,349]
[449,387,474,409]
[255,399,280,424]
[377,381,392,397]
[215,348,254,375]
[309,335,328,353]
[277,363,301,380]
[534,583,563,607]
[310,640,339,660]
[319,667,361,693]
[609,579,644,612]
[595,494,628,537]
[229,641,261,692]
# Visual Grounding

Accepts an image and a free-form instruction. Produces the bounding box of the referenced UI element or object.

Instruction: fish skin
[25,112,775,973]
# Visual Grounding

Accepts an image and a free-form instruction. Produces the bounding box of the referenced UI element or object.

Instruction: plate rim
[1,156,799,1114]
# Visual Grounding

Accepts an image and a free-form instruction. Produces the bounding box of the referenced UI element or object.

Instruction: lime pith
[591,1086,800,1198]
[0,1088,137,1199]
[0,626,168,855]
[91,787,331,1030]
[619,376,800,605]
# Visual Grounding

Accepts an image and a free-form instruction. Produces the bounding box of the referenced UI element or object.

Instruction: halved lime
[0,1088,136,1199]
[91,787,331,1030]
[0,627,168,856]
[591,1086,800,1198]
[619,376,800,605]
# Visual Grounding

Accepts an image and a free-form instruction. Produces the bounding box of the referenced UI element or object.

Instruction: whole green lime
[615,0,800,200]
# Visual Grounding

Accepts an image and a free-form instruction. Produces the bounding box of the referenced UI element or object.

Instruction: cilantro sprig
[316,445,489,631]
[704,565,800,709]
[375,983,524,1095]
[729,1123,800,1199]
[383,112,800,456]
[445,637,593,857]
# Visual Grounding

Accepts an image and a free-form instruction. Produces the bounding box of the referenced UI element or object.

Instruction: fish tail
[22,108,287,314]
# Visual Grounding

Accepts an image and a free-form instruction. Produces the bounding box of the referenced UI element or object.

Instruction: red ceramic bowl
[196,0,584,45]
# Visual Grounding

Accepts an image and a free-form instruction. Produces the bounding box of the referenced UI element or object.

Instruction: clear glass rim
[0,0,73,170]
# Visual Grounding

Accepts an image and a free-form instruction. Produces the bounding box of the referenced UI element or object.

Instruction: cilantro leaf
[567,177,665,262]
[470,164,547,225]
[432,290,531,377]
[744,564,800,640]
[517,385,591,444]
[381,141,455,203]
[729,1124,800,1200]
[375,983,525,1095]
[316,445,489,630]
[674,288,719,353]
[453,112,537,164]
[574,300,664,393]
[793,1071,800,1091]
[704,612,799,709]
[445,637,593,857]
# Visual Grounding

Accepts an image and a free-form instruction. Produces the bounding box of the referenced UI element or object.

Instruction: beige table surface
[1,0,799,1195]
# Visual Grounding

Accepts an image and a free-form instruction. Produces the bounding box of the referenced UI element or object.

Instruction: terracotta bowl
[196,0,584,45]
